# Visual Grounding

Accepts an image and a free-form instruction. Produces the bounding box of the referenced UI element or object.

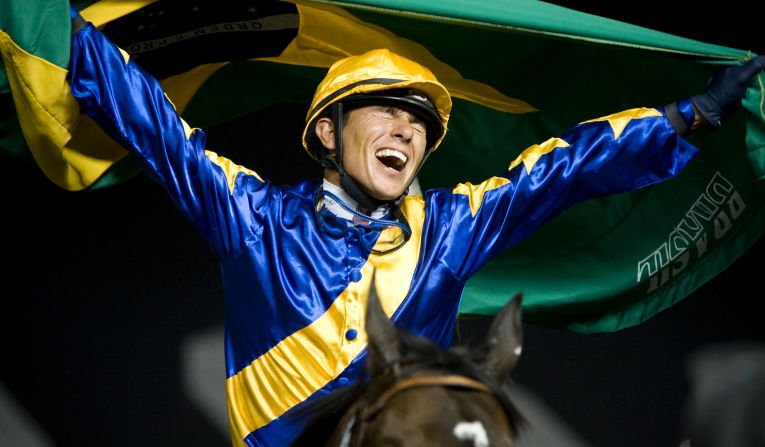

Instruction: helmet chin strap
[327,102,388,211]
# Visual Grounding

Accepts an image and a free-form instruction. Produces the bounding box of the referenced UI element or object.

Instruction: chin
[365,172,414,201]
[369,185,406,201]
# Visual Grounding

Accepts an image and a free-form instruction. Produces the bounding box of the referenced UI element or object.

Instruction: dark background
[1,2,763,446]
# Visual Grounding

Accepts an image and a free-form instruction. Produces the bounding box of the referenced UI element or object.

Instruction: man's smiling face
[320,105,428,201]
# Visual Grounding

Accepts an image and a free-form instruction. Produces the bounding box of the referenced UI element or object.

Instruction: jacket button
[345,328,358,340]
[350,270,362,282]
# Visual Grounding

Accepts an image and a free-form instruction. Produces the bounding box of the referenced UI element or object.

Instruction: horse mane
[291,329,524,446]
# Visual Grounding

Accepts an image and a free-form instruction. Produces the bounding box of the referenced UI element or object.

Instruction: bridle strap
[359,374,493,422]
[336,374,500,447]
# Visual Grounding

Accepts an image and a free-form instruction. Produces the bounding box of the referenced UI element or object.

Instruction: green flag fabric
[1,0,763,332]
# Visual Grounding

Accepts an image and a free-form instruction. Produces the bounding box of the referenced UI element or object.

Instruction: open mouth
[375,149,407,172]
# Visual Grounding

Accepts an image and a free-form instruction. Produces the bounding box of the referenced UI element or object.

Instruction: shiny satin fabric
[69,22,698,447]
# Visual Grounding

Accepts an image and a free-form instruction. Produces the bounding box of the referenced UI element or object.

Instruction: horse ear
[482,293,524,380]
[364,290,402,375]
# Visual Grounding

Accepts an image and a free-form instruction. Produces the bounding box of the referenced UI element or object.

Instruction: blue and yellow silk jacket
[69,21,698,447]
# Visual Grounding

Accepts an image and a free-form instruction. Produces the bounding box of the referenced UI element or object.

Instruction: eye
[368,107,397,120]
[388,108,427,135]
[383,107,399,117]
[411,122,426,136]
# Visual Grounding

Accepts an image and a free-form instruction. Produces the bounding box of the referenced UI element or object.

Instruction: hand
[691,55,765,128]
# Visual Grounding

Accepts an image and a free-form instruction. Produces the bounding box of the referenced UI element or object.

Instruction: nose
[390,113,414,143]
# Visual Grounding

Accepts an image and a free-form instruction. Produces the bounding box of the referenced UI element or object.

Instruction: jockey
[66,7,764,447]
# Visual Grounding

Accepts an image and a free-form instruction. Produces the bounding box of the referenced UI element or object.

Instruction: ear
[364,290,402,376]
[315,117,336,151]
[482,293,524,381]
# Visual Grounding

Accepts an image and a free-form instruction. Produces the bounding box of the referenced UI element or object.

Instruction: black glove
[71,6,87,34]
[691,55,765,128]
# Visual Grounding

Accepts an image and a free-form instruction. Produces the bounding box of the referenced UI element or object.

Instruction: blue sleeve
[429,102,700,280]
[68,21,268,258]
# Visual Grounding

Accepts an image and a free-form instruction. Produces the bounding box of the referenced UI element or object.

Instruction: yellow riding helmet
[302,49,452,161]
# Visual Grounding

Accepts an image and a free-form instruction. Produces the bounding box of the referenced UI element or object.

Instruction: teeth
[375,149,407,165]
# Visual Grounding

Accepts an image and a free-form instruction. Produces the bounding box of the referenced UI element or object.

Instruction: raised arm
[68,9,268,257]
[431,55,765,279]
[428,99,697,279]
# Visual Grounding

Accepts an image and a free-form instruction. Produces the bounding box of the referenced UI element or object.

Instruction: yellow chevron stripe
[204,150,264,192]
[451,136,574,217]
[579,107,662,140]
[508,137,570,175]
[452,177,511,217]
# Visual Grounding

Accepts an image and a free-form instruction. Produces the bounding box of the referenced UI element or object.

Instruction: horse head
[323,292,525,446]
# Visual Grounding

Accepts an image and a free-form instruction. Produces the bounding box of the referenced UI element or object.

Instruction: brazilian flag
[1,0,763,332]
